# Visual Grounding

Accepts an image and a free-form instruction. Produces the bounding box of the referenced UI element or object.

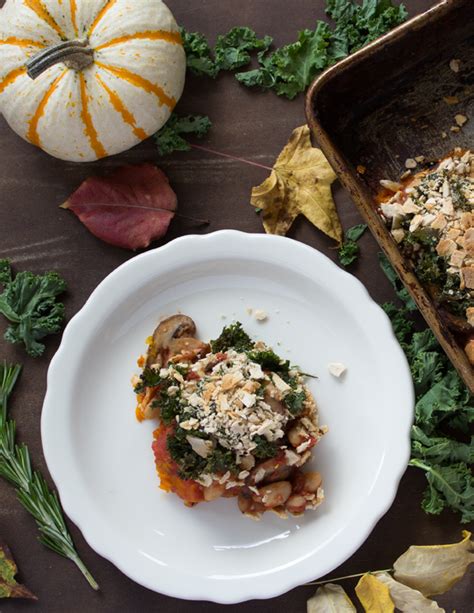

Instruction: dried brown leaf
[251,125,342,242]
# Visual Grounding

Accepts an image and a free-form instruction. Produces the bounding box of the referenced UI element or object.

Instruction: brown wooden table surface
[1,1,472,612]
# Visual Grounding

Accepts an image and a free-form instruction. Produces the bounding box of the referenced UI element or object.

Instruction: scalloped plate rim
[41,230,413,603]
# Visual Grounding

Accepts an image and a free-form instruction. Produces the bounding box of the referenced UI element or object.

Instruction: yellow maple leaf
[355,573,395,613]
[251,125,342,243]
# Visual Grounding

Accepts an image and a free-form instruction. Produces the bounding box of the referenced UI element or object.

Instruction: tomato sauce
[152,425,204,505]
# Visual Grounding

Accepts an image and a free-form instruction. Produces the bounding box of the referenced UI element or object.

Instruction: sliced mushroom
[168,339,210,365]
[146,315,206,367]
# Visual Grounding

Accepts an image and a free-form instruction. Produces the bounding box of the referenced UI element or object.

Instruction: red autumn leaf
[61,164,177,250]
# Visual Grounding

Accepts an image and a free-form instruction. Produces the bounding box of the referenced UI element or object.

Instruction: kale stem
[409,459,463,501]
[305,568,393,586]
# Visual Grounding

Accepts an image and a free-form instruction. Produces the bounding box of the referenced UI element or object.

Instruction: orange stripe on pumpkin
[95,73,147,141]
[79,74,107,159]
[0,67,26,94]
[95,62,176,110]
[70,0,78,36]
[89,0,117,36]
[94,29,182,51]
[27,70,67,147]
[0,37,44,48]
[24,0,66,39]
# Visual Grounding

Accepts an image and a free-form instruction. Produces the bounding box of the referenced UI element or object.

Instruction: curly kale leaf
[0,260,12,285]
[214,27,272,72]
[134,366,185,424]
[155,113,212,156]
[381,303,414,345]
[411,426,473,465]
[179,28,217,77]
[180,26,272,77]
[210,322,254,353]
[252,435,278,459]
[237,1,407,98]
[410,352,445,397]
[181,2,407,99]
[236,22,333,99]
[247,348,290,374]
[155,388,182,425]
[284,389,306,416]
[167,428,207,480]
[414,370,471,434]
[0,260,66,357]
[409,459,474,524]
[167,428,237,480]
[381,255,473,524]
[409,328,439,355]
[134,367,162,393]
[338,223,367,266]
[206,447,237,475]
[379,252,417,310]
[326,0,408,57]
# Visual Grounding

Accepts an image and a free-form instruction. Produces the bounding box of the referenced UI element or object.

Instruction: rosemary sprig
[0,362,99,590]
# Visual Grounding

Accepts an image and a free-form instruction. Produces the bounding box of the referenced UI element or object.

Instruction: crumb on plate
[328,362,347,378]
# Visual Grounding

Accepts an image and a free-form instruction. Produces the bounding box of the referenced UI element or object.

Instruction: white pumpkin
[0,0,186,162]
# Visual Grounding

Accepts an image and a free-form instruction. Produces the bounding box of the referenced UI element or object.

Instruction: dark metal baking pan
[306,0,474,393]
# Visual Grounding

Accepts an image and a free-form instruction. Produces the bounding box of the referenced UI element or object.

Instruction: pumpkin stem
[26,40,94,80]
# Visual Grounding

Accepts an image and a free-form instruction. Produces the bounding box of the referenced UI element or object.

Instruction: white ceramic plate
[42,231,413,603]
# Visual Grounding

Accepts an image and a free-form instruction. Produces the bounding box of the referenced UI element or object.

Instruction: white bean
[203,482,225,501]
[303,472,322,493]
[286,495,306,515]
[259,481,292,508]
[238,492,265,515]
[238,492,253,514]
